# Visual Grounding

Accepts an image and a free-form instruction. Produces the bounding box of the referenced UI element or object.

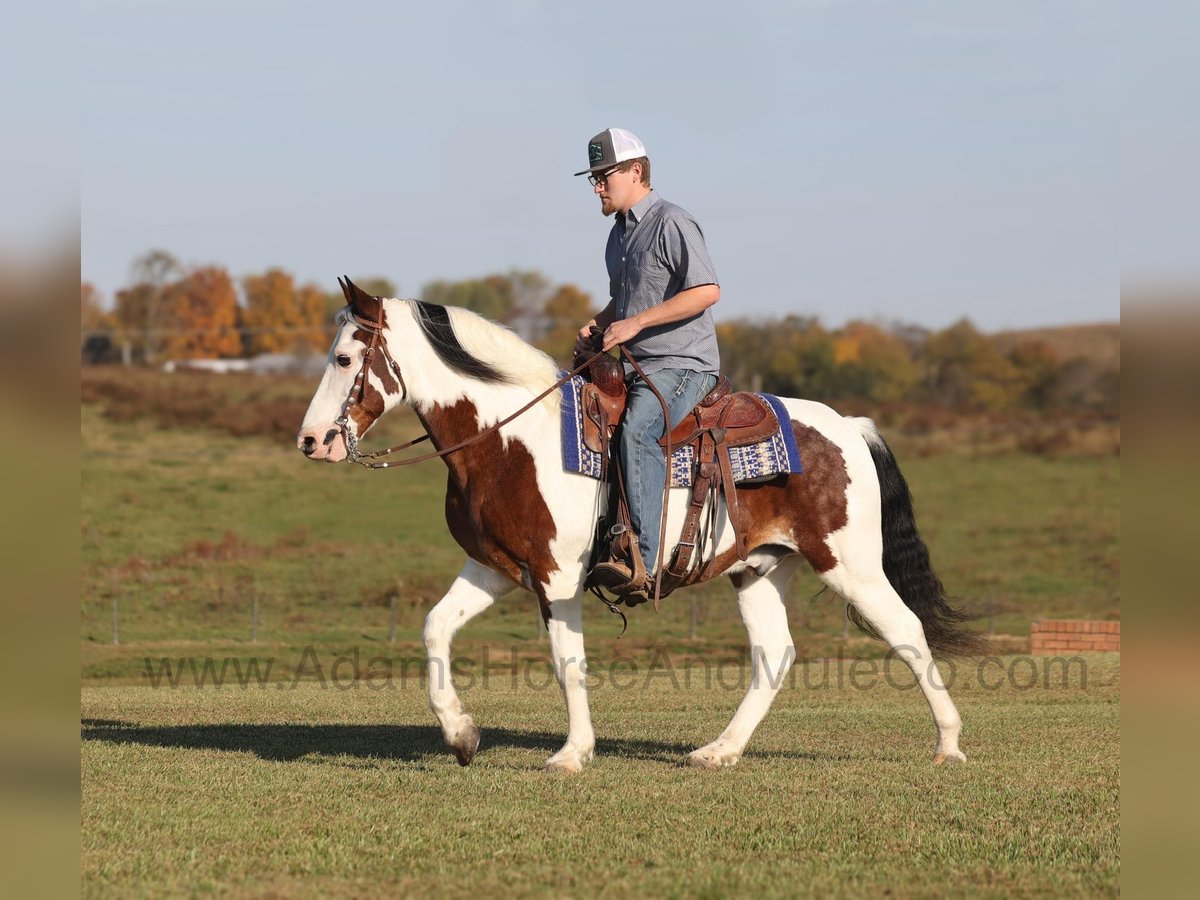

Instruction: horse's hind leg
[424,560,514,765]
[821,562,965,763]
[688,557,801,769]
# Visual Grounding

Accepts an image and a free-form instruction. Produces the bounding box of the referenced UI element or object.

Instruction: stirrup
[587,561,653,606]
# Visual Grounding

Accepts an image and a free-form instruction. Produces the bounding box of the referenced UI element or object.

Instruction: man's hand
[574,320,599,357]
[601,318,643,351]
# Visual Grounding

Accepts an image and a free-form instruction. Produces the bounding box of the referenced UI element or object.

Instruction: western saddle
[575,342,781,607]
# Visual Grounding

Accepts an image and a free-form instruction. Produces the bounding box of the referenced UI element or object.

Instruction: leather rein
[334,311,615,470]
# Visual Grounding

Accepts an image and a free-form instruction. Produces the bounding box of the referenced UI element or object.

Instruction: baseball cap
[573,128,647,176]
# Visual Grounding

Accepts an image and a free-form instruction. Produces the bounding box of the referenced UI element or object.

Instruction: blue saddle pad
[558,376,802,487]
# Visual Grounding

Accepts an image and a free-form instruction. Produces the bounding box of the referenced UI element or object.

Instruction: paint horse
[297,279,987,772]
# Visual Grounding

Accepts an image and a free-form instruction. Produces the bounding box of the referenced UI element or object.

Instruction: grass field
[81,370,1119,682]
[81,656,1119,897]
[81,369,1120,896]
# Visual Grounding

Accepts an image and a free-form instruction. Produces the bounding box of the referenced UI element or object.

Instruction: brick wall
[1030,619,1120,654]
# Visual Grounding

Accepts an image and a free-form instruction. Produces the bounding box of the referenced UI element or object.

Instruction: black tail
[853,428,991,658]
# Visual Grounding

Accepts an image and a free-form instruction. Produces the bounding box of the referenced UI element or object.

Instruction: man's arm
[575,298,618,355]
[600,284,719,351]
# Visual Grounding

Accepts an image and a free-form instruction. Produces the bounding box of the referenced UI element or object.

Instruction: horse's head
[296,277,407,462]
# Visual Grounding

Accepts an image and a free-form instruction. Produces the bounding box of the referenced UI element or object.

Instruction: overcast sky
[78,0,1120,331]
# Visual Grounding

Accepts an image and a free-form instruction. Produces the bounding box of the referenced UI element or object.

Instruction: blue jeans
[619,368,718,575]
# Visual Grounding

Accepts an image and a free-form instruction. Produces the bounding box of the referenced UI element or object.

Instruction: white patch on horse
[299,288,978,771]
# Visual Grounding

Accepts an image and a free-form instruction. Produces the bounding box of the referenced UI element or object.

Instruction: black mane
[413,302,513,384]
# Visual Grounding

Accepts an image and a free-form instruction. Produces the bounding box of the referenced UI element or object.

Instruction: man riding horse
[573,128,721,602]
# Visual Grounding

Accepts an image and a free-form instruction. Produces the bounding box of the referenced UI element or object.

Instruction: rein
[336,311,677,614]
[337,312,605,469]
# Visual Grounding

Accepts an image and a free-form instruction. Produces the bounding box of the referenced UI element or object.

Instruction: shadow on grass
[80,718,724,764]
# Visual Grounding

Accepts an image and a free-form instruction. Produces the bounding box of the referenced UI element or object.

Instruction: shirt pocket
[625,250,669,307]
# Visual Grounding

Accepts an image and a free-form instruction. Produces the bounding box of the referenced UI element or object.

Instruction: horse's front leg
[424,560,514,765]
[542,582,595,773]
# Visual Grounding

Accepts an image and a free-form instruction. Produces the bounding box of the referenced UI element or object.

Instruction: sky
[77,0,1122,331]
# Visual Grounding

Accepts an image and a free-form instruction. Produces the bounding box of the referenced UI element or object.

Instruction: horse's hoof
[545,746,592,774]
[451,721,480,766]
[932,749,966,765]
[686,748,741,769]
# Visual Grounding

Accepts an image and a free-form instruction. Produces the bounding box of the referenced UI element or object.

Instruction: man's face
[593,164,641,217]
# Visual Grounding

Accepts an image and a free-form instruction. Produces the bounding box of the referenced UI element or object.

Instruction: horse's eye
[336,354,352,368]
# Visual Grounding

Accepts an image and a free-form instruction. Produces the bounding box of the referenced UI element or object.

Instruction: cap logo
[588,142,604,164]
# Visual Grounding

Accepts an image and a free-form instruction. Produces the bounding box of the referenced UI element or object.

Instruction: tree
[920,318,1020,409]
[834,320,919,403]
[159,266,242,359]
[420,278,513,323]
[241,268,330,356]
[1007,339,1060,409]
[81,282,107,334]
[128,249,181,362]
[536,284,595,362]
[112,283,156,362]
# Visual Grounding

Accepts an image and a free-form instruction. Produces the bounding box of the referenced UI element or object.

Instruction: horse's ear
[340,276,381,322]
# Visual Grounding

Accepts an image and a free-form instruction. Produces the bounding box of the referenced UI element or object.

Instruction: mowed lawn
[81,656,1119,897]
[82,374,1120,895]
[81,393,1119,675]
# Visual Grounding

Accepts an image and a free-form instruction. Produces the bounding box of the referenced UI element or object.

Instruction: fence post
[110,570,120,645]
[389,594,398,645]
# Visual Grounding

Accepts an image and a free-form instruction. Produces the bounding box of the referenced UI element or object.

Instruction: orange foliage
[241,268,329,355]
[81,282,110,333]
[160,266,242,359]
[536,283,595,362]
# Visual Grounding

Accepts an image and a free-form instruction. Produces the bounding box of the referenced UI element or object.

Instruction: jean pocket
[671,371,695,400]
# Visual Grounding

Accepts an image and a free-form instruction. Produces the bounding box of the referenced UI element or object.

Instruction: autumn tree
[421,277,513,323]
[241,268,329,356]
[536,284,595,363]
[110,249,181,362]
[919,318,1020,409]
[419,270,551,330]
[81,282,108,334]
[158,266,242,359]
[831,320,919,403]
[1007,339,1060,409]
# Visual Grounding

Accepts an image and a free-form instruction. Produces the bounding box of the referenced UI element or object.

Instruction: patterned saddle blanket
[558,375,803,487]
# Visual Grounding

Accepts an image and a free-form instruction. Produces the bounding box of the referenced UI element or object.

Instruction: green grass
[81,375,1120,895]
[81,656,1120,897]
[82,389,1119,680]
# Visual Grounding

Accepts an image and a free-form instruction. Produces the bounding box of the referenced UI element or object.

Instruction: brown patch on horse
[341,276,383,322]
[420,398,560,619]
[700,421,851,578]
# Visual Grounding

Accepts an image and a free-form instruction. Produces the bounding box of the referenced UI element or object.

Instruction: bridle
[333,305,409,463]
[331,308,607,469]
